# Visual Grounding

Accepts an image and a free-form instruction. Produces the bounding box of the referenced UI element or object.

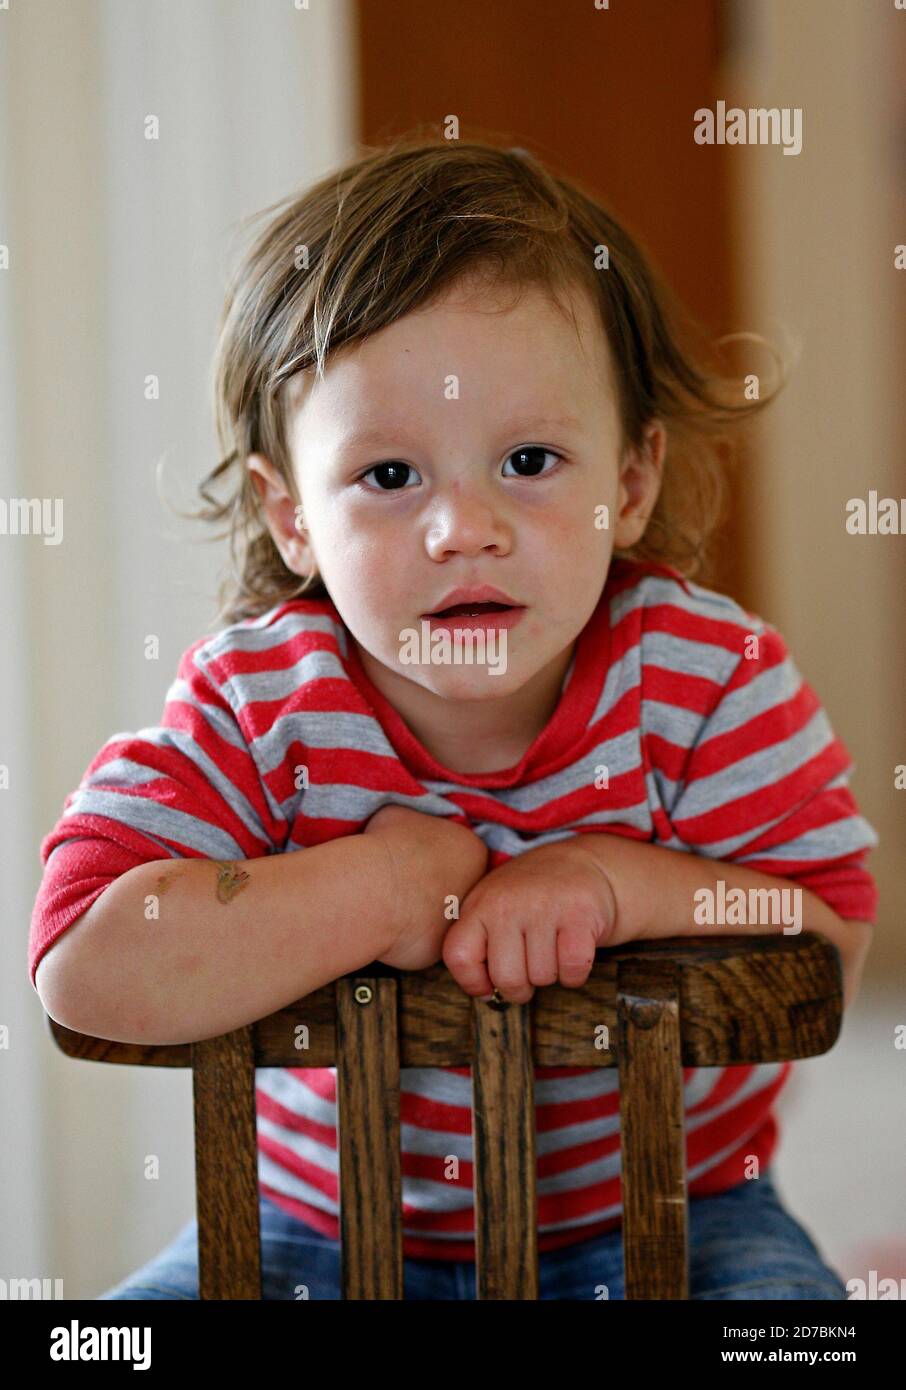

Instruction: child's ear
[246,453,312,575]
[612,421,666,548]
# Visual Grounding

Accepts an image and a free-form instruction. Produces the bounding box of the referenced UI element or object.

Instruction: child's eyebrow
[501,414,584,434]
[337,414,583,451]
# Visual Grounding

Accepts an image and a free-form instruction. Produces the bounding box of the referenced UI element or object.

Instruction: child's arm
[569,834,873,1011]
[36,810,487,1046]
[442,833,872,1010]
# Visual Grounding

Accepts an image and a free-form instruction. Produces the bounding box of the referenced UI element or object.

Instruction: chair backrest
[45,932,842,1299]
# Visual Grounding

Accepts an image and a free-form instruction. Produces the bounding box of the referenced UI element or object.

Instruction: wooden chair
[45,932,842,1300]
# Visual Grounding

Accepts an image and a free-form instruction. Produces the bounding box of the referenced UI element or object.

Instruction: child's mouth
[432,601,510,617]
[422,601,526,630]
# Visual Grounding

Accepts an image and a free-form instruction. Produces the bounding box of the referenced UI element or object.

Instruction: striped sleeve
[660,619,879,923]
[29,636,286,986]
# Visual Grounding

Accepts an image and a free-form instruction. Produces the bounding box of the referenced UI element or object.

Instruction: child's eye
[357,462,421,492]
[357,446,563,493]
[502,446,562,478]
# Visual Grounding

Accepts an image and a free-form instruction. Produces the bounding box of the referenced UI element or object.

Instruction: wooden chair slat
[191,1027,261,1299]
[44,1019,191,1066]
[617,959,688,1300]
[471,997,539,1299]
[47,934,842,1070]
[335,977,403,1299]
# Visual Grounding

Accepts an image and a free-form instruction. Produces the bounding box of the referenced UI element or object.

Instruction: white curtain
[0,0,356,1297]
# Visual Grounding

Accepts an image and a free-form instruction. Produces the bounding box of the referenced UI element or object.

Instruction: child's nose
[423,487,512,560]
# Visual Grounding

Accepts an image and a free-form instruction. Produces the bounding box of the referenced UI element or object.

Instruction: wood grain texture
[191,1027,261,1299]
[48,933,843,1069]
[336,977,403,1299]
[617,960,688,1300]
[471,995,539,1299]
[44,933,844,1301]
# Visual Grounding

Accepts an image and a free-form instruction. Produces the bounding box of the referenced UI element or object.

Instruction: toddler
[31,136,878,1301]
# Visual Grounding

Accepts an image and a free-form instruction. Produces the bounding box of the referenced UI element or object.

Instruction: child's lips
[421,605,527,631]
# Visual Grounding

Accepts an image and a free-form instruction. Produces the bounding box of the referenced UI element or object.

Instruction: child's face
[249,273,664,711]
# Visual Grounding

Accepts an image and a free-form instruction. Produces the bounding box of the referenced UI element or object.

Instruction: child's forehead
[420,271,602,339]
[282,275,612,416]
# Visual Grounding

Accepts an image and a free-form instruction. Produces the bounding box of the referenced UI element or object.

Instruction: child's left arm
[443,616,878,1008]
[587,834,872,1011]
[442,834,870,1008]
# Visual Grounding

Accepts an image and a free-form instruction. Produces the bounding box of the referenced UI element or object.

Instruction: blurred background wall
[1,0,902,1297]
[0,0,358,1298]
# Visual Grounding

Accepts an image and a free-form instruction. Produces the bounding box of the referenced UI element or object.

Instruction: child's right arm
[35,809,488,1046]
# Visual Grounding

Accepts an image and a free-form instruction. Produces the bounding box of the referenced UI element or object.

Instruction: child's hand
[442,838,618,1004]
[363,804,489,972]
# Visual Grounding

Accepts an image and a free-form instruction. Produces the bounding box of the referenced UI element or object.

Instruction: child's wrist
[359,826,412,958]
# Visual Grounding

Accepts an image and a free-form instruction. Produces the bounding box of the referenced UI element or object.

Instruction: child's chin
[419,664,516,700]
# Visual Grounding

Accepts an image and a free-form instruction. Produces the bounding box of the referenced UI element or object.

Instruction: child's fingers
[525,923,559,988]
[442,911,493,997]
[556,921,599,988]
[487,924,534,1004]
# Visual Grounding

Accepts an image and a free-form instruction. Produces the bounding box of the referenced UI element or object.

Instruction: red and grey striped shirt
[30,557,879,1260]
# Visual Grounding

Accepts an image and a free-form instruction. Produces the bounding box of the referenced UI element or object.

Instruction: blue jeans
[98,1168,848,1300]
